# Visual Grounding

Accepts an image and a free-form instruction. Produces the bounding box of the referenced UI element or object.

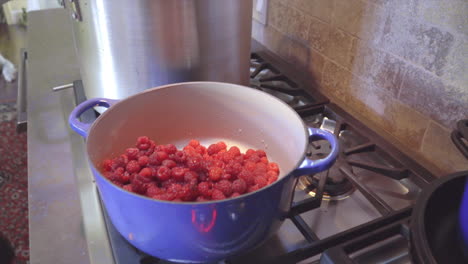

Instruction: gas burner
[298,171,355,201]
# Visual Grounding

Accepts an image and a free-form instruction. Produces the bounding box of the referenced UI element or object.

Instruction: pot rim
[86,81,310,205]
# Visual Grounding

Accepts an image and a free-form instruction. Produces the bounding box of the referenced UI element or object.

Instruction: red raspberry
[248,184,260,193]
[125,148,139,160]
[196,196,210,202]
[207,144,221,155]
[126,160,141,173]
[147,185,163,197]
[221,173,232,181]
[132,179,148,194]
[179,185,198,201]
[129,173,137,182]
[164,144,177,154]
[195,145,206,155]
[222,152,235,163]
[157,166,171,181]
[173,198,183,202]
[231,192,241,198]
[212,189,226,200]
[183,145,197,156]
[187,156,203,171]
[244,161,256,172]
[216,141,227,151]
[234,155,244,164]
[171,167,186,181]
[184,171,199,183]
[245,149,256,158]
[232,178,247,194]
[113,181,124,187]
[268,162,280,173]
[225,162,242,176]
[139,167,152,178]
[198,172,208,182]
[198,182,212,198]
[247,154,260,163]
[260,157,269,164]
[174,150,186,163]
[215,180,233,196]
[149,151,168,165]
[155,145,165,152]
[112,155,128,170]
[228,146,241,156]
[167,183,183,195]
[209,167,223,181]
[153,193,174,201]
[267,176,278,185]
[255,176,268,188]
[137,136,149,145]
[253,163,268,176]
[256,150,266,157]
[162,159,176,169]
[122,184,133,193]
[102,159,113,171]
[114,167,125,177]
[267,170,279,178]
[189,139,200,147]
[104,172,117,181]
[161,179,176,188]
[136,174,152,184]
[238,169,255,186]
[138,156,149,167]
[120,172,130,183]
[137,143,150,150]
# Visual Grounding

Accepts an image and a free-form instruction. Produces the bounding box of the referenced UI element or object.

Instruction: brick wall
[252,0,468,175]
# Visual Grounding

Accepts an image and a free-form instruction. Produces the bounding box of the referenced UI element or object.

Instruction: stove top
[73,50,437,264]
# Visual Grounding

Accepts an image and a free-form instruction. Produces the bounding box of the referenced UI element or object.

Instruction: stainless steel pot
[64,0,253,100]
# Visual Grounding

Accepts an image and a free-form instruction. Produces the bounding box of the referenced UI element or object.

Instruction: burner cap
[298,170,355,200]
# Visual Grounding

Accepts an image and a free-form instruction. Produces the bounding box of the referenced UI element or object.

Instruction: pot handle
[293,127,339,176]
[69,98,118,138]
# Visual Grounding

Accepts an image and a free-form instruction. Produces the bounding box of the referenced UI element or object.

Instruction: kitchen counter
[27,9,113,264]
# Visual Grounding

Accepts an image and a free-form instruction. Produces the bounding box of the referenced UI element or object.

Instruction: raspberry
[245,149,256,158]
[137,136,149,145]
[238,169,255,186]
[137,143,150,150]
[268,162,279,173]
[209,167,223,181]
[244,161,256,172]
[256,150,266,157]
[157,166,171,181]
[125,148,139,160]
[167,183,183,195]
[212,189,226,200]
[171,167,186,181]
[129,173,137,182]
[147,185,163,197]
[253,163,268,176]
[248,184,260,193]
[247,154,260,163]
[138,156,149,167]
[260,157,269,164]
[155,145,165,152]
[120,172,130,183]
[139,167,152,178]
[196,196,209,202]
[234,155,244,164]
[189,139,200,147]
[112,155,128,170]
[132,179,148,194]
[187,156,203,171]
[207,144,221,155]
[161,179,176,188]
[215,180,233,196]
[198,172,208,182]
[231,192,241,198]
[114,167,125,177]
[102,159,113,171]
[195,145,206,155]
[136,174,152,184]
[174,150,186,163]
[164,144,177,154]
[232,179,247,194]
[221,173,232,181]
[198,182,212,198]
[222,152,235,163]
[255,176,268,188]
[228,146,241,156]
[225,162,242,176]
[179,185,198,201]
[126,160,141,173]
[123,184,133,193]
[216,141,227,151]
[149,151,168,165]
[184,171,199,182]
[162,159,176,169]
[113,181,124,187]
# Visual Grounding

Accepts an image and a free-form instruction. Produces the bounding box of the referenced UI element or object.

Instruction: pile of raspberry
[101,136,280,202]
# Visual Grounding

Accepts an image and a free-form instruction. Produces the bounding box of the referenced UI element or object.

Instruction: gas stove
[72,49,437,264]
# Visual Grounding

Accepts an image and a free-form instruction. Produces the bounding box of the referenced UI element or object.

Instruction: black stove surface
[73,50,438,264]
